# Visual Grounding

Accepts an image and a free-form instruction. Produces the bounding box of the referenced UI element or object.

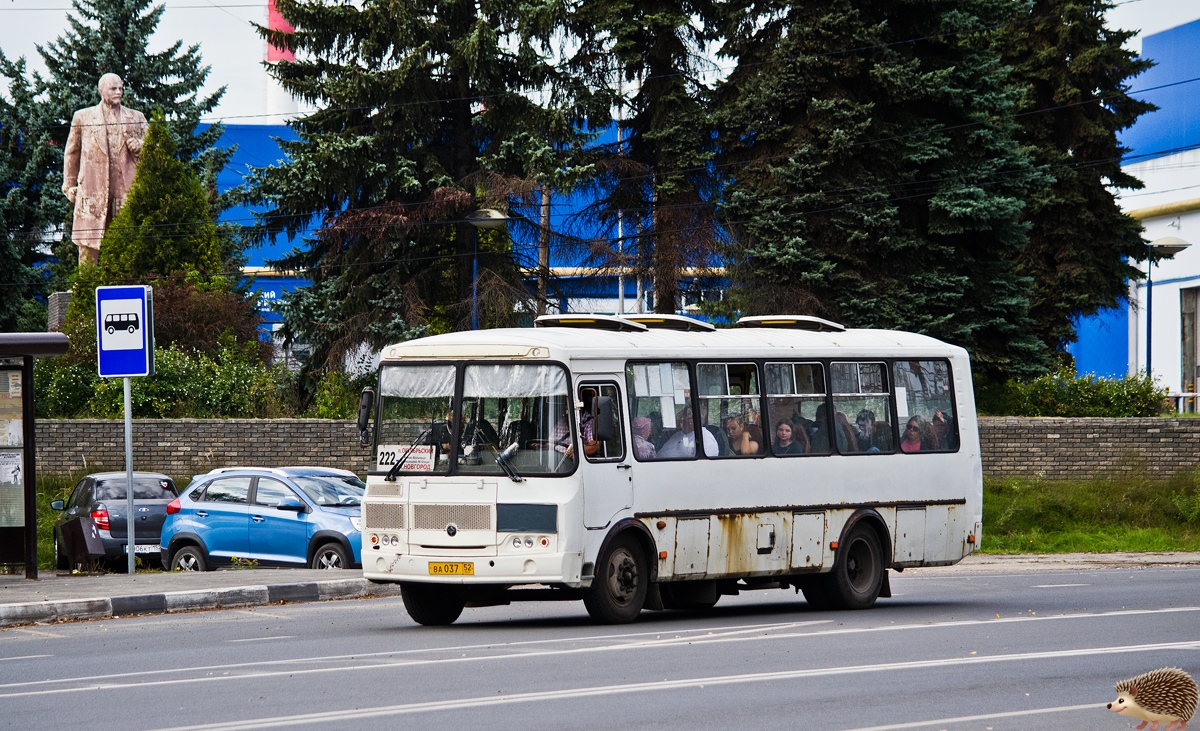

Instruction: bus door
[579,383,633,529]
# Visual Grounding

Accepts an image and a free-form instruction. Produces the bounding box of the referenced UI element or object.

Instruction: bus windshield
[459,364,575,477]
[374,363,575,476]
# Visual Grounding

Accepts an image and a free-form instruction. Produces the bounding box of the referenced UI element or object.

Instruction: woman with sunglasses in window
[901,415,938,452]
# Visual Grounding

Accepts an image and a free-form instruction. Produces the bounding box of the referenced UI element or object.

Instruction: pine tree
[991,0,1154,358]
[570,0,721,313]
[0,53,53,331]
[247,0,604,366]
[715,0,1050,379]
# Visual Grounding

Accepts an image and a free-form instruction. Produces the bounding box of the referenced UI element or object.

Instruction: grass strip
[983,470,1200,553]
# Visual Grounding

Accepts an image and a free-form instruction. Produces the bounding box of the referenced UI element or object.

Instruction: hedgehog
[1108,668,1198,730]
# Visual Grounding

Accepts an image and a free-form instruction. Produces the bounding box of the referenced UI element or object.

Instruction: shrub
[975,368,1167,417]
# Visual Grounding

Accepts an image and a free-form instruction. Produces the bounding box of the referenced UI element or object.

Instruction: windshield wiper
[384,428,431,482]
[492,441,523,483]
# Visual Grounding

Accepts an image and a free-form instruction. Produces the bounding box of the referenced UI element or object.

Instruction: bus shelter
[0,333,69,579]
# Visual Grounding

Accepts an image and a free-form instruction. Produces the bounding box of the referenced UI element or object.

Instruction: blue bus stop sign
[95,285,154,378]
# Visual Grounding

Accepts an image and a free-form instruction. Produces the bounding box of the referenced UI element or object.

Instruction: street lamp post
[1145,236,1191,378]
[466,208,509,330]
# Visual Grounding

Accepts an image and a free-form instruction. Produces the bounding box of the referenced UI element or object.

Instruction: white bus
[358,314,982,625]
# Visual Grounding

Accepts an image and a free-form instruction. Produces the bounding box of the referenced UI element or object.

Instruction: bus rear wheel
[401,582,464,626]
[584,534,647,623]
[821,523,884,610]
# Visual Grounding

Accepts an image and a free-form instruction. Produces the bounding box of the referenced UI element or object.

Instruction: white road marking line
[226,637,295,643]
[1031,583,1090,588]
[140,644,1199,731]
[5,630,1200,702]
[0,655,52,661]
[235,611,292,620]
[1,606,1196,694]
[836,703,1103,731]
[0,618,822,690]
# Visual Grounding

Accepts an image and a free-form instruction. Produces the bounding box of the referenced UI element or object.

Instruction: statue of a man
[62,73,148,266]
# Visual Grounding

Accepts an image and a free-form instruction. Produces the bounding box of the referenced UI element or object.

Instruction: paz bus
[357,313,982,625]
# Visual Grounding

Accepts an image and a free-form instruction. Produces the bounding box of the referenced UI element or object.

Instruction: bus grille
[367,483,403,497]
[364,502,405,530]
[413,504,491,531]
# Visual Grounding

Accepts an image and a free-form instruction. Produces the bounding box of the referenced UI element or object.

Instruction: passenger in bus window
[809,403,835,452]
[901,415,938,452]
[854,410,890,453]
[725,413,763,455]
[658,405,717,458]
[773,420,807,454]
[632,417,657,460]
[932,409,957,450]
[834,411,857,452]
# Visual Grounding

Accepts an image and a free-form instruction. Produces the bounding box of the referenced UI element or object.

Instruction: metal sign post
[95,286,154,574]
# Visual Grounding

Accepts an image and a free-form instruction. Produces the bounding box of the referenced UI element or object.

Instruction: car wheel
[401,582,465,626]
[583,533,648,624]
[170,546,207,572]
[55,533,69,571]
[310,542,349,569]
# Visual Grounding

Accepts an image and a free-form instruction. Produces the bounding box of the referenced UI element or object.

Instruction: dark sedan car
[51,472,179,570]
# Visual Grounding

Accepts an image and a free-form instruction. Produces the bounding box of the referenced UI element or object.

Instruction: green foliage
[1,0,236,303]
[982,470,1200,552]
[714,0,1050,380]
[99,112,222,277]
[975,368,1167,417]
[309,356,376,420]
[991,0,1153,356]
[247,0,603,368]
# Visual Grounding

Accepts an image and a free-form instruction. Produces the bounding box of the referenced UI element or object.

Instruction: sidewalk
[0,568,402,627]
[1,552,1197,628]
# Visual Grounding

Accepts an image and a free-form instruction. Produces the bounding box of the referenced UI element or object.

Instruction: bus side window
[831,362,893,454]
[625,362,695,461]
[697,362,763,457]
[893,360,958,452]
[765,362,827,456]
[581,384,625,462]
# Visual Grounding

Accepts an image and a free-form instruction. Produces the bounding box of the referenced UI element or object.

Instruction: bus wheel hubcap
[609,549,637,604]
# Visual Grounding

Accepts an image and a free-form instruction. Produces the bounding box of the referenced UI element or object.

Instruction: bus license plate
[429,562,473,575]
[124,545,158,554]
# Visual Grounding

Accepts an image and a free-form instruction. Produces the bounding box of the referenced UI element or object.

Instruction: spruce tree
[570,0,720,313]
[99,111,222,278]
[716,0,1050,379]
[991,0,1154,358]
[247,0,604,365]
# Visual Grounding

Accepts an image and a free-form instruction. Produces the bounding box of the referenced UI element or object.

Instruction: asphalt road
[1,566,1197,731]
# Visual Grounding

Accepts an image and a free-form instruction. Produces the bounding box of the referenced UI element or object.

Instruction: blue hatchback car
[161,467,364,571]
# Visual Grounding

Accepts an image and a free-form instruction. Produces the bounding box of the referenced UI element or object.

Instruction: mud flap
[645,582,666,611]
[879,569,892,598]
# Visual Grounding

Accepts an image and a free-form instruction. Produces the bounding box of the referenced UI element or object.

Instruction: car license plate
[124,545,158,554]
[428,562,473,575]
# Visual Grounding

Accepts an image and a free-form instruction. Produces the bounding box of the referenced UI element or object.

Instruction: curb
[0,579,402,628]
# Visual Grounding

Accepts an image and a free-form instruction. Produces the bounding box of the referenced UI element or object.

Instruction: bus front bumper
[362,550,584,587]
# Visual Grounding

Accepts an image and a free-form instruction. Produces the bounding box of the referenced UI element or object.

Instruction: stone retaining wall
[30,417,1200,480]
[977,417,1200,480]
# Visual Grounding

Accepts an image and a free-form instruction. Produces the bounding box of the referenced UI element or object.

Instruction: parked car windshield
[93,477,177,501]
[291,475,365,507]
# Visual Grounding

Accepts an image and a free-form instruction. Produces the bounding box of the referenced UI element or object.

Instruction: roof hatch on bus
[736,315,845,332]
[620,314,715,332]
[534,314,648,332]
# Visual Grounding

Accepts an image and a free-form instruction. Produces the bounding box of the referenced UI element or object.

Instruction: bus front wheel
[401,582,464,626]
[821,523,884,610]
[584,534,648,624]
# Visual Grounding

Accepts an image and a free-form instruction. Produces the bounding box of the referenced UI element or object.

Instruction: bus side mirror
[357,388,375,445]
[594,396,615,442]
